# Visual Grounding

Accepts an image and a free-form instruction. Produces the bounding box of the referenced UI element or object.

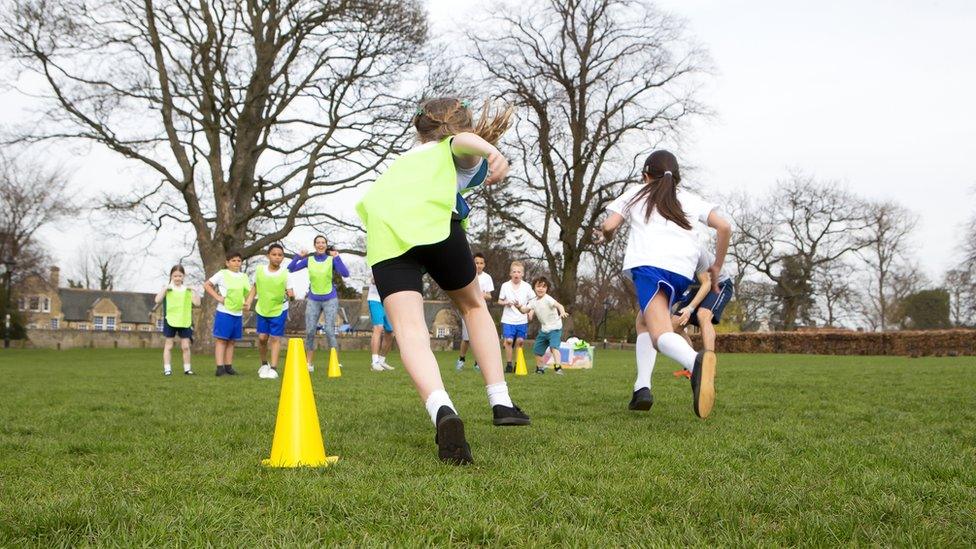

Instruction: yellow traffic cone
[262,338,338,468]
[515,347,528,376]
[327,348,342,378]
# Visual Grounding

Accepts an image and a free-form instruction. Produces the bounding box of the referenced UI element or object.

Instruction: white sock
[486,382,514,408]
[657,332,698,371]
[371,354,379,364]
[424,389,456,425]
[634,332,656,391]
[378,355,386,363]
[183,363,192,372]
[163,364,172,374]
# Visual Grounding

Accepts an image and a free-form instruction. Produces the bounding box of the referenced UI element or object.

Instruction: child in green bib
[154,264,201,376]
[244,243,294,379]
[356,97,531,465]
[204,250,251,377]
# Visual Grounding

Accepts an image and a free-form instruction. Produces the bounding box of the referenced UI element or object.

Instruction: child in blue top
[596,150,732,419]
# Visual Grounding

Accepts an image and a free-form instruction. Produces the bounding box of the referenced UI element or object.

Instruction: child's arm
[191,288,202,307]
[450,132,509,185]
[516,301,532,314]
[594,212,625,244]
[286,288,295,301]
[154,284,168,305]
[706,210,732,294]
[244,285,257,311]
[203,280,224,304]
[553,299,569,319]
[676,272,712,326]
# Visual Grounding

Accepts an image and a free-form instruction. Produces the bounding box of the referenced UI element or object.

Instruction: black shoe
[434,406,473,465]
[492,404,531,426]
[505,363,514,373]
[184,370,195,376]
[215,365,227,377]
[690,351,716,419]
[225,365,239,376]
[628,387,654,411]
[535,367,545,374]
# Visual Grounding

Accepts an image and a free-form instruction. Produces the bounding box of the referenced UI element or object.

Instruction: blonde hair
[510,261,524,271]
[414,97,514,146]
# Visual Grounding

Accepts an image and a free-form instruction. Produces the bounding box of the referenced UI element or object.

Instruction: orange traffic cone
[262,338,338,468]
[327,348,341,378]
[515,347,528,376]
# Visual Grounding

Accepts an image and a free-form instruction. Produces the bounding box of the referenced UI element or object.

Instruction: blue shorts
[256,310,288,337]
[162,321,193,340]
[212,311,243,341]
[501,322,528,341]
[631,266,693,313]
[683,280,734,327]
[533,329,562,356]
[368,300,393,332]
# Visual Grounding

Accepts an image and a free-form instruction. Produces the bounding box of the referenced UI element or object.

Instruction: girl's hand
[677,306,692,326]
[591,227,606,245]
[299,248,309,258]
[484,151,510,185]
[706,264,722,294]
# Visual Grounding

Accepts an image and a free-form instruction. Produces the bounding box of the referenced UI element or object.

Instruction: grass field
[1,346,974,546]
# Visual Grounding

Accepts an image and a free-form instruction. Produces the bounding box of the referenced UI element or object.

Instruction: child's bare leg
[381,330,394,355]
[269,336,281,368]
[214,339,226,365]
[447,280,504,386]
[384,291,446,402]
[180,337,192,371]
[697,309,716,352]
[370,325,383,356]
[224,341,235,366]
[503,337,513,363]
[163,338,174,369]
[257,333,269,363]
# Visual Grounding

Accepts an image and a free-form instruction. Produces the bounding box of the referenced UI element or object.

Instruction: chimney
[49,266,60,288]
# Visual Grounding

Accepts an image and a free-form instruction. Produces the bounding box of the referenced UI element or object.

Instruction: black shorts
[162,321,194,340]
[372,220,476,301]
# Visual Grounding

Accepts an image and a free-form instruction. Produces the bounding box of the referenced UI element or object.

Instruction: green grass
[0,347,974,546]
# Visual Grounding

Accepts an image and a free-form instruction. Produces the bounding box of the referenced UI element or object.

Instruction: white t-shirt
[251,265,294,312]
[694,246,731,284]
[476,272,495,297]
[527,294,563,332]
[499,280,535,325]
[207,270,249,316]
[367,283,380,303]
[607,187,716,279]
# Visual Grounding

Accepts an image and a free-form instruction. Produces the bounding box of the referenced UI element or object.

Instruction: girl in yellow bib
[154,264,200,376]
[356,97,530,465]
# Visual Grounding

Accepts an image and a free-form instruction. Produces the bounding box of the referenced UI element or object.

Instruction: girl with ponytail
[355,97,529,466]
[595,150,732,420]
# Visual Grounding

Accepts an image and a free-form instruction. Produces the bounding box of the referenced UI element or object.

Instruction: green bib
[164,287,193,328]
[356,138,458,266]
[308,256,334,295]
[221,270,249,313]
[255,266,288,318]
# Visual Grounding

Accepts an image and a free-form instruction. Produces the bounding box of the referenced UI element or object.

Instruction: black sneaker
[628,387,654,411]
[225,365,239,376]
[535,367,545,374]
[434,406,473,465]
[690,351,716,419]
[492,404,531,426]
[184,370,195,376]
[504,363,514,373]
[215,365,227,377]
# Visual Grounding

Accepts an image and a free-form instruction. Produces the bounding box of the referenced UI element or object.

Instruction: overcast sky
[5,0,975,292]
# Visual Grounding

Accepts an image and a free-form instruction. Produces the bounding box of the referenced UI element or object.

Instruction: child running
[455,252,494,371]
[287,236,349,372]
[497,261,534,373]
[203,251,251,377]
[672,239,735,353]
[367,276,395,372]
[516,276,569,375]
[595,150,731,418]
[356,97,530,465]
[244,243,294,380]
[154,265,200,376]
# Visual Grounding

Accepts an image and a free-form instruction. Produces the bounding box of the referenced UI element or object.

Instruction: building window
[29,296,40,311]
[17,297,25,311]
[77,323,89,330]
[156,318,164,332]
[106,316,116,331]
[50,318,60,330]
[42,297,50,312]
[435,326,449,338]
[94,316,105,331]
[121,325,132,332]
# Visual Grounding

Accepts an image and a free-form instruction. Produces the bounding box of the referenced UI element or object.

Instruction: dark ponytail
[628,150,691,230]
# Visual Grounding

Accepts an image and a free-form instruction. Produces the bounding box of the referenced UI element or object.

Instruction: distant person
[595,150,731,419]
[244,243,294,380]
[154,265,200,376]
[497,260,534,373]
[517,276,569,375]
[672,241,734,353]
[287,235,349,372]
[456,252,494,371]
[367,276,395,371]
[356,96,530,465]
[203,250,251,377]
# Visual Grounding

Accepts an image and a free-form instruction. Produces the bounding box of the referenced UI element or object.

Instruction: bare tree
[812,262,857,327]
[943,267,975,327]
[465,0,709,304]
[856,201,918,331]
[731,172,872,330]
[0,153,76,280]
[1,0,427,339]
[68,246,129,291]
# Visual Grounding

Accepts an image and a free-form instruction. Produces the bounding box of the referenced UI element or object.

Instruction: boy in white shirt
[456,252,495,371]
[497,261,535,373]
[517,277,569,375]
[203,250,252,377]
